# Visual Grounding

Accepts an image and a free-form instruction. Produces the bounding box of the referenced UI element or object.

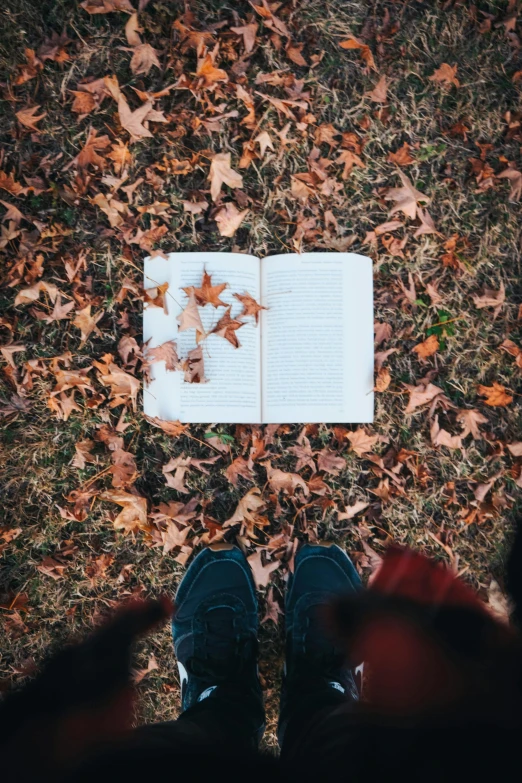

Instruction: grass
[1,0,522,750]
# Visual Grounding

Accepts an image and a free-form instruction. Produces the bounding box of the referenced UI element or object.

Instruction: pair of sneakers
[172,542,361,742]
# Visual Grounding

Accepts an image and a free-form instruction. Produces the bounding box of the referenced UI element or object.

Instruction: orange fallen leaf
[388,142,414,166]
[456,408,489,439]
[16,105,46,132]
[100,490,148,534]
[477,382,513,407]
[145,416,188,437]
[429,63,460,88]
[233,292,266,324]
[181,345,207,383]
[385,170,430,220]
[210,306,245,348]
[366,74,388,103]
[339,35,377,71]
[375,366,391,392]
[189,270,228,308]
[413,333,439,361]
[346,428,380,456]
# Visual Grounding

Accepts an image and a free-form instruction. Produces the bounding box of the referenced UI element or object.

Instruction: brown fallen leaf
[144,282,169,314]
[215,202,249,237]
[189,270,227,308]
[0,199,24,225]
[92,193,129,227]
[385,170,430,220]
[317,448,345,476]
[254,130,274,158]
[94,356,140,409]
[210,306,245,348]
[231,22,258,54]
[0,344,26,368]
[413,334,439,361]
[404,382,444,413]
[500,339,522,369]
[335,149,365,179]
[145,340,179,371]
[177,291,205,342]
[33,294,75,324]
[73,305,103,344]
[130,43,161,76]
[225,456,255,487]
[195,52,228,89]
[224,486,266,528]
[286,41,307,66]
[497,165,522,201]
[388,142,414,166]
[262,586,282,625]
[73,128,112,169]
[339,36,377,71]
[14,281,58,307]
[456,409,489,439]
[346,428,380,457]
[145,416,189,437]
[413,209,440,238]
[288,438,316,472]
[477,382,513,407]
[337,500,369,521]
[247,550,280,589]
[163,454,192,494]
[233,292,266,324]
[366,74,388,103]
[429,63,460,88]
[100,490,148,534]
[507,442,522,457]
[181,346,207,383]
[16,105,46,132]
[473,282,505,319]
[263,460,309,496]
[161,521,190,554]
[375,366,391,392]
[209,152,243,202]
[71,439,96,470]
[430,415,462,449]
[118,96,162,143]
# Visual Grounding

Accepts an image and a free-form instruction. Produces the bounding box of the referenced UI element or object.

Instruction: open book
[143,252,374,424]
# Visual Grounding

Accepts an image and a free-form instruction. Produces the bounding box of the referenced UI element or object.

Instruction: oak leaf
[211,306,245,348]
[477,382,513,407]
[191,270,227,308]
[181,345,207,383]
[100,490,148,534]
[209,152,243,202]
[456,408,488,439]
[384,170,430,220]
[346,428,380,457]
[16,105,46,132]
[429,63,460,88]
[177,291,205,342]
[233,292,266,324]
[413,333,439,361]
[247,550,280,589]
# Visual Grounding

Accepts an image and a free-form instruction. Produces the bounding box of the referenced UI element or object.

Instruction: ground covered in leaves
[1,0,522,748]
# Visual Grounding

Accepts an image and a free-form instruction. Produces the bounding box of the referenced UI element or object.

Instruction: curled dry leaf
[100,490,148,534]
[144,415,189,437]
[144,282,169,314]
[477,382,513,407]
[177,291,205,342]
[224,486,265,528]
[339,36,377,71]
[181,345,207,384]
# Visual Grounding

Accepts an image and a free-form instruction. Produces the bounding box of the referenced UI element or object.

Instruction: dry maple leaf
[473,282,505,319]
[0,344,26,368]
[181,345,207,383]
[73,304,103,344]
[477,382,513,407]
[429,63,460,88]
[225,456,255,487]
[413,333,439,361]
[95,357,140,409]
[14,280,58,306]
[145,340,179,371]
[100,490,148,534]
[254,130,274,157]
[70,128,112,170]
[71,91,96,116]
[209,152,243,202]
[118,96,158,142]
[190,270,227,308]
[317,448,346,476]
[33,295,75,324]
[263,460,309,496]
[336,149,365,179]
[16,105,46,132]
[247,550,280,589]
[177,291,205,342]
[163,454,192,494]
[346,428,380,457]
[456,408,488,439]
[337,500,369,520]
[262,586,282,625]
[130,43,161,76]
[224,486,265,528]
[92,193,129,227]
[404,382,444,414]
[161,521,190,554]
[497,166,522,201]
[231,22,258,53]
[144,282,169,314]
[339,35,377,71]
[388,142,414,166]
[0,199,24,224]
[195,52,228,88]
[211,306,245,348]
[233,292,266,324]
[413,208,440,238]
[72,439,96,470]
[288,437,316,472]
[384,170,430,220]
[145,415,188,437]
[366,74,388,103]
[430,415,462,450]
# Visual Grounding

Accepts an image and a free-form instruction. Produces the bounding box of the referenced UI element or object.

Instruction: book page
[260,253,373,424]
[143,252,261,424]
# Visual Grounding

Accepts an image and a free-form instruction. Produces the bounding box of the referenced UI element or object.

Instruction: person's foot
[282,543,362,712]
[172,544,261,712]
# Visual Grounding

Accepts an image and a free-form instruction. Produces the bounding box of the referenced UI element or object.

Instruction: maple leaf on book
[210,306,245,348]
[185,270,228,308]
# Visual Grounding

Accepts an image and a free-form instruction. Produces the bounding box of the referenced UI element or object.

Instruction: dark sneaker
[172,544,262,713]
[282,543,362,716]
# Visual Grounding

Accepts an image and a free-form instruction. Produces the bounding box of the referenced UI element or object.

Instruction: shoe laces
[187,607,255,683]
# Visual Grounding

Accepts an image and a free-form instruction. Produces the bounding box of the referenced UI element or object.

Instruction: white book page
[143,252,261,424]
[260,253,374,424]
